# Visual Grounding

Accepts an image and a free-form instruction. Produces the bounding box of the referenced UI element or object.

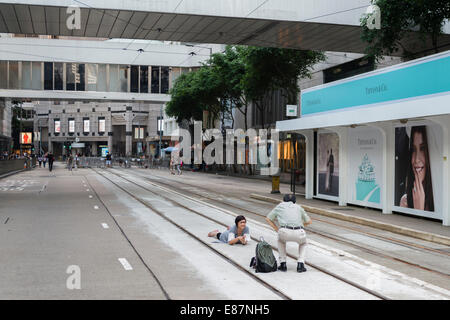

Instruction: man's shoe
[278,262,287,272]
[297,262,307,273]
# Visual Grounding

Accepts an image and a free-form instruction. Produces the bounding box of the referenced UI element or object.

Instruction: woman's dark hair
[406,126,434,211]
[283,194,296,203]
[235,215,246,226]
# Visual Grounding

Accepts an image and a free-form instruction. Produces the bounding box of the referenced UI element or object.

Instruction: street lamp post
[159,105,163,159]
[19,101,22,157]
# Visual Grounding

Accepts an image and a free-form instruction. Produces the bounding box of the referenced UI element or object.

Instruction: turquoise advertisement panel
[301,55,450,116]
[347,127,383,209]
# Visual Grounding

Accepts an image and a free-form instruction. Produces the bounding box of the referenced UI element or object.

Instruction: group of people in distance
[208,194,311,273]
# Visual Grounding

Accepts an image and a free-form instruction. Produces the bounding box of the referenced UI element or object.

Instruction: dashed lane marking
[118,258,133,271]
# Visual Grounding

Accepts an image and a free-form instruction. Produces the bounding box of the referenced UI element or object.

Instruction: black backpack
[250,238,278,273]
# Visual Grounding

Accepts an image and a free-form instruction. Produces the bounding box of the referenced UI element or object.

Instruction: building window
[54,119,61,133]
[169,67,181,90]
[140,66,148,93]
[68,119,75,133]
[323,56,375,84]
[0,61,7,89]
[134,127,144,139]
[130,65,139,93]
[151,66,160,93]
[54,62,63,90]
[119,65,128,92]
[66,63,75,91]
[161,66,169,94]
[44,62,53,90]
[32,62,42,90]
[98,64,107,92]
[109,64,119,92]
[87,64,97,91]
[21,61,32,89]
[83,118,90,133]
[9,61,19,89]
[66,63,85,91]
[98,117,106,133]
[77,64,85,91]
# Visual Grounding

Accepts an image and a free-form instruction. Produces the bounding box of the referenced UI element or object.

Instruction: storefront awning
[277,50,450,132]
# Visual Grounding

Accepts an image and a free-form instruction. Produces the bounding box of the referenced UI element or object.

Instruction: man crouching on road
[265,194,312,273]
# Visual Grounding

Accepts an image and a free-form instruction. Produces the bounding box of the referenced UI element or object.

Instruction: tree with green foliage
[361,0,450,61]
[242,47,325,128]
[209,45,249,130]
[166,66,224,127]
[167,46,324,130]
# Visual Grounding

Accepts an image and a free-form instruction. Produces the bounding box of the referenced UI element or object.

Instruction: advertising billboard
[347,127,383,209]
[98,118,106,133]
[394,122,443,219]
[83,119,90,133]
[68,119,75,133]
[317,131,339,200]
[20,132,32,144]
[54,120,61,133]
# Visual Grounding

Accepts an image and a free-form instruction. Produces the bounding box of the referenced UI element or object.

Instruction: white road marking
[118,258,133,271]
[101,223,109,229]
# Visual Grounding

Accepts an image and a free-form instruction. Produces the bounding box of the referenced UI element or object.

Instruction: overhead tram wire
[0,42,211,57]
[245,0,270,17]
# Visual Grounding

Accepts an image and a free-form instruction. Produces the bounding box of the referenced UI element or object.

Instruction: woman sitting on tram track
[207,215,251,245]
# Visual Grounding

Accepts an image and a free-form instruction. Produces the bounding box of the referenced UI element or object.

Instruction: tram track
[94,168,389,300]
[120,168,450,278]
[91,168,292,300]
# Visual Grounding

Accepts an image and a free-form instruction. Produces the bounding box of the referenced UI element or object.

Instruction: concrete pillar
[303,130,314,200]
[333,127,348,207]
[33,118,39,154]
[125,109,133,156]
[91,141,97,156]
[370,123,394,214]
[108,133,113,155]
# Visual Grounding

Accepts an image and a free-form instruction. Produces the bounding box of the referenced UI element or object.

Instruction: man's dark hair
[235,215,246,226]
[283,194,296,203]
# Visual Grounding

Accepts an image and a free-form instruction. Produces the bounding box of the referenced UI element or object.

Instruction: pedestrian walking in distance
[265,194,312,272]
[67,154,73,171]
[47,152,55,172]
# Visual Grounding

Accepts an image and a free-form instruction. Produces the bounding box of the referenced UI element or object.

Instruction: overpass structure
[1,0,449,55]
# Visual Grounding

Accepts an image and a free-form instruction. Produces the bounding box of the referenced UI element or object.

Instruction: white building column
[125,108,133,156]
[332,127,348,207]
[48,136,53,153]
[302,130,314,200]
[429,115,450,226]
[91,141,97,156]
[370,123,394,214]
[108,133,113,155]
[33,117,39,154]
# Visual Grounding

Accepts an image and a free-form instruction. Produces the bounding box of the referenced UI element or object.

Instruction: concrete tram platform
[147,168,450,246]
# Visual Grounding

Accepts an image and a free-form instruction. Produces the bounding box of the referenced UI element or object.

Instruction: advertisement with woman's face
[394,123,442,219]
